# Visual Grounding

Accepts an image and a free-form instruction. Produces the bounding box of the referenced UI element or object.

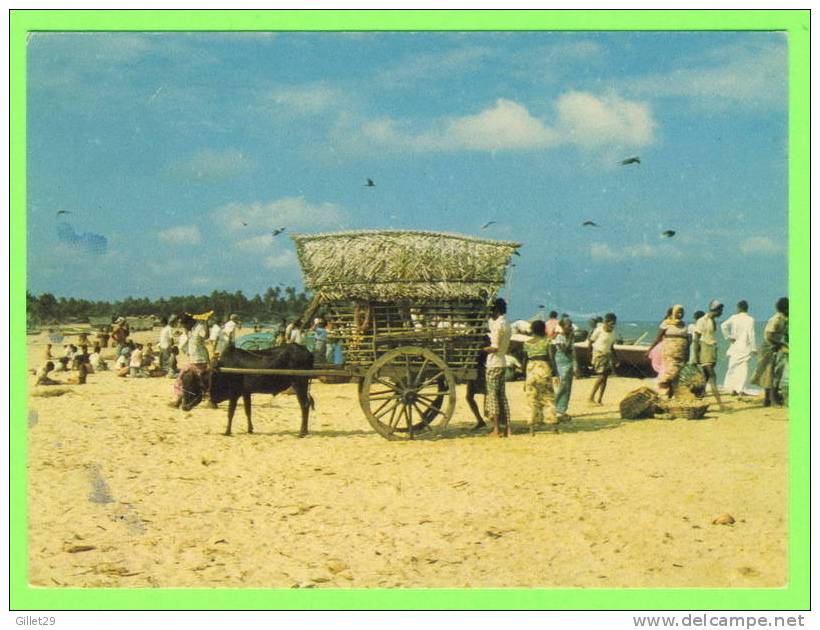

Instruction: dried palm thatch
[292,230,521,302]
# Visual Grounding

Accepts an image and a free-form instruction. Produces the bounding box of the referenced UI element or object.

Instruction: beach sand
[26,331,788,589]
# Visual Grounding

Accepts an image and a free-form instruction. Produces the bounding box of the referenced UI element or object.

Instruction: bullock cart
[217,230,520,440]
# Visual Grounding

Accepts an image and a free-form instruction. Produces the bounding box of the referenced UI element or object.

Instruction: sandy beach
[26,330,788,589]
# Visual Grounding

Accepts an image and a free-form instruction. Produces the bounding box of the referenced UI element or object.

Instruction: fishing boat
[574,341,656,379]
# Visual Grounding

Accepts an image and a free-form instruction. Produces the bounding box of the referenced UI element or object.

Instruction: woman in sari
[647,304,690,398]
[752,297,788,407]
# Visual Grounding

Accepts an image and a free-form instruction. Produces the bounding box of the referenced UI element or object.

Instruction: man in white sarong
[720,300,756,395]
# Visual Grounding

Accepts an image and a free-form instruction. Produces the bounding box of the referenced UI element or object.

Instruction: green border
[10,9,809,611]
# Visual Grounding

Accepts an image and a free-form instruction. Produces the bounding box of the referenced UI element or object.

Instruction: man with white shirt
[215,313,240,356]
[484,298,513,437]
[157,316,175,370]
[208,317,222,355]
[720,300,757,396]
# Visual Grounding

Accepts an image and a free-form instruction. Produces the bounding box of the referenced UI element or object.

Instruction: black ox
[180,344,315,437]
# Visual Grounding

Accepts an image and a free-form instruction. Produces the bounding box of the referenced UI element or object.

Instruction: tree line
[26,286,313,325]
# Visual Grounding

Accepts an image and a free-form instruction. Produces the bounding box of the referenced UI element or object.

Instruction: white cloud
[157,225,202,245]
[191,276,212,287]
[236,234,275,253]
[375,46,493,87]
[555,91,656,149]
[445,99,559,151]
[589,241,682,261]
[212,196,347,233]
[626,40,787,111]
[739,236,783,255]
[169,148,255,181]
[349,93,654,155]
[267,84,342,114]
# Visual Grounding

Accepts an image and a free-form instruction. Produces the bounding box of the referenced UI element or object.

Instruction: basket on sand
[620,386,659,419]
[659,400,709,419]
[677,363,706,398]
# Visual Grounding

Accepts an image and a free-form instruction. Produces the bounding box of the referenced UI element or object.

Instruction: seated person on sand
[54,356,70,372]
[73,345,90,370]
[142,342,156,368]
[129,344,147,377]
[89,345,108,371]
[66,361,90,385]
[34,361,60,386]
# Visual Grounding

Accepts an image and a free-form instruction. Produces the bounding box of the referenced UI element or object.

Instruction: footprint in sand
[28,409,39,428]
[111,504,147,534]
[88,465,114,504]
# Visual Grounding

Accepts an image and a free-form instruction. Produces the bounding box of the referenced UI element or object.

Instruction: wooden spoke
[369,388,398,397]
[371,396,396,417]
[387,403,403,430]
[374,377,401,392]
[413,398,437,418]
[413,357,430,387]
[375,399,401,421]
[418,370,446,389]
[415,393,446,407]
[404,354,412,385]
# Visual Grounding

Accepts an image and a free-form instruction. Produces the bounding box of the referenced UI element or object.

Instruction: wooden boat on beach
[574,341,656,379]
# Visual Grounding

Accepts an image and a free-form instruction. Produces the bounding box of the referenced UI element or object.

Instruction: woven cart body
[292,230,520,439]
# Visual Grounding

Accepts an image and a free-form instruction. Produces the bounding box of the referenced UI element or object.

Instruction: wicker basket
[677,364,706,397]
[620,386,659,419]
[659,401,709,419]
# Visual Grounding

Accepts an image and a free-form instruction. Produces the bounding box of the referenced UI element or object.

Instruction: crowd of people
[468,296,790,438]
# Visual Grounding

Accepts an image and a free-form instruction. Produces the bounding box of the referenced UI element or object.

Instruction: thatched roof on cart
[292,230,521,302]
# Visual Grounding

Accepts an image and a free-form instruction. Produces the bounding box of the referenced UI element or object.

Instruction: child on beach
[129,344,146,377]
[34,361,59,385]
[523,320,556,433]
[550,316,575,422]
[588,312,618,405]
[89,345,108,371]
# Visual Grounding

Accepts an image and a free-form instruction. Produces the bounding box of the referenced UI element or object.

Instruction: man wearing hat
[693,300,726,410]
[111,316,129,356]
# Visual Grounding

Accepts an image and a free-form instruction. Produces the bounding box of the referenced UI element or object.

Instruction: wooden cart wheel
[359,346,456,440]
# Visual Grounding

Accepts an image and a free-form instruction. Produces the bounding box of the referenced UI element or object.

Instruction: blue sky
[26,31,788,320]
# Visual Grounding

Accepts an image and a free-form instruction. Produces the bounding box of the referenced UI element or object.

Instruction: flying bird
[56,210,71,216]
[365,178,375,187]
[620,156,641,166]
[481,221,497,229]
[512,250,520,256]
[582,221,599,227]
[272,228,286,237]
[661,230,676,238]
[241,221,248,227]
[538,304,546,309]
[147,86,164,103]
